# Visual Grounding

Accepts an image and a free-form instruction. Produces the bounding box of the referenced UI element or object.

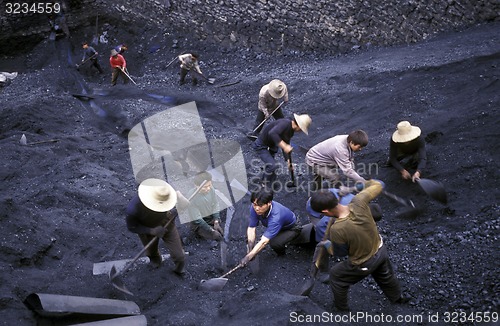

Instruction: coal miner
[253,113,311,189]
[305,186,382,283]
[178,53,202,85]
[109,49,128,86]
[310,180,410,312]
[187,171,224,242]
[241,188,302,266]
[248,79,289,138]
[305,130,368,190]
[126,178,185,275]
[114,43,128,55]
[81,42,103,74]
[388,121,427,182]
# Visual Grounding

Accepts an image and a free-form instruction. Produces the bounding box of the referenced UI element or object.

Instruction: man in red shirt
[109,49,128,86]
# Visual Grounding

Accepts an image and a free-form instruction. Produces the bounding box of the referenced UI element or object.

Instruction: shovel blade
[418,179,448,204]
[198,277,229,291]
[296,278,316,296]
[109,266,134,296]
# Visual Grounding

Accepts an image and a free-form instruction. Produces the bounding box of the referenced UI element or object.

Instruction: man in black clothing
[252,114,311,188]
[81,42,103,74]
[388,121,426,182]
[126,178,185,275]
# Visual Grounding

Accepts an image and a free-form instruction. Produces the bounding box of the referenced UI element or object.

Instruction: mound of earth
[0,19,498,326]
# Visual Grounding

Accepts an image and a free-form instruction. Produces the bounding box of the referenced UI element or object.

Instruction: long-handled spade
[122,68,137,85]
[190,70,215,84]
[417,178,447,204]
[198,263,245,291]
[246,102,285,140]
[382,190,420,218]
[109,180,208,295]
[76,54,97,70]
[285,150,297,189]
[297,216,336,296]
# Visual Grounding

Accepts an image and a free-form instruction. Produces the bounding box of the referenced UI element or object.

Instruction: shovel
[76,54,97,69]
[109,181,208,295]
[382,190,420,218]
[297,216,335,296]
[165,55,179,69]
[191,70,215,84]
[122,68,137,85]
[246,102,285,140]
[285,150,297,188]
[417,178,447,204]
[198,263,244,291]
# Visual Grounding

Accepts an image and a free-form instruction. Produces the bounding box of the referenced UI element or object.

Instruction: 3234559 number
[5,3,61,14]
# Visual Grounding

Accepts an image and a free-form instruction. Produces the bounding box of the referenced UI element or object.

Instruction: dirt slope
[0,21,499,326]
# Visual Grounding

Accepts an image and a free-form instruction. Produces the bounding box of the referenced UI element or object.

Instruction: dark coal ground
[0,19,499,326]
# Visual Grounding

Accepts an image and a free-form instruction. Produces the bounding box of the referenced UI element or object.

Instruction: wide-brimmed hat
[293,113,312,135]
[268,79,287,99]
[138,178,177,212]
[110,49,118,56]
[392,121,421,143]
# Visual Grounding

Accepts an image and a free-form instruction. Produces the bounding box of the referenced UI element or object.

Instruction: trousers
[138,221,185,273]
[329,244,402,311]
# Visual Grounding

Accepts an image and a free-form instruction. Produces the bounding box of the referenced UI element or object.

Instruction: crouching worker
[126,178,185,275]
[187,171,224,242]
[310,180,410,311]
[241,188,301,266]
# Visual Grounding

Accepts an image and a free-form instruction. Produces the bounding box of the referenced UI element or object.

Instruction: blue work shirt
[306,188,355,242]
[249,201,296,239]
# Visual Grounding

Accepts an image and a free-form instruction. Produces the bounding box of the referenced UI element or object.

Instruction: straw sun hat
[268,79,287,99]
[392,121,421,143]
[138,178,177,212]
[293,113,312,135]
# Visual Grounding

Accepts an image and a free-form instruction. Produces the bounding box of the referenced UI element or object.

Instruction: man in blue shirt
[241,188,301,265]
[307,188,382,243]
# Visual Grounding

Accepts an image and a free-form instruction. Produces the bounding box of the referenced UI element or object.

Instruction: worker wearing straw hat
[126,178,185,275]
[248,79,289,137]
[253,113,312,189]
[388,121,427,182]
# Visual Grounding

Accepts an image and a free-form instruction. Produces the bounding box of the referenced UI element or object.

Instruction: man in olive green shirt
[310,179,410,311]
[187,171,224,241]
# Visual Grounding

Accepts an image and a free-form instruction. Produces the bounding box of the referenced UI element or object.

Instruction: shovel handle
[220,263,243,279]
[252,102,285,133]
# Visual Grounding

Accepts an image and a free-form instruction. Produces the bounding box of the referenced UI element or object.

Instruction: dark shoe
[395,294,411,304]
[179,80,185,85]
[192,79,198,86]
[148,255,162,267]
[173,261,185,276]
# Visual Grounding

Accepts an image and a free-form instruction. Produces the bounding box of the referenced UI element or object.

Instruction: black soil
[0,20,499,326]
